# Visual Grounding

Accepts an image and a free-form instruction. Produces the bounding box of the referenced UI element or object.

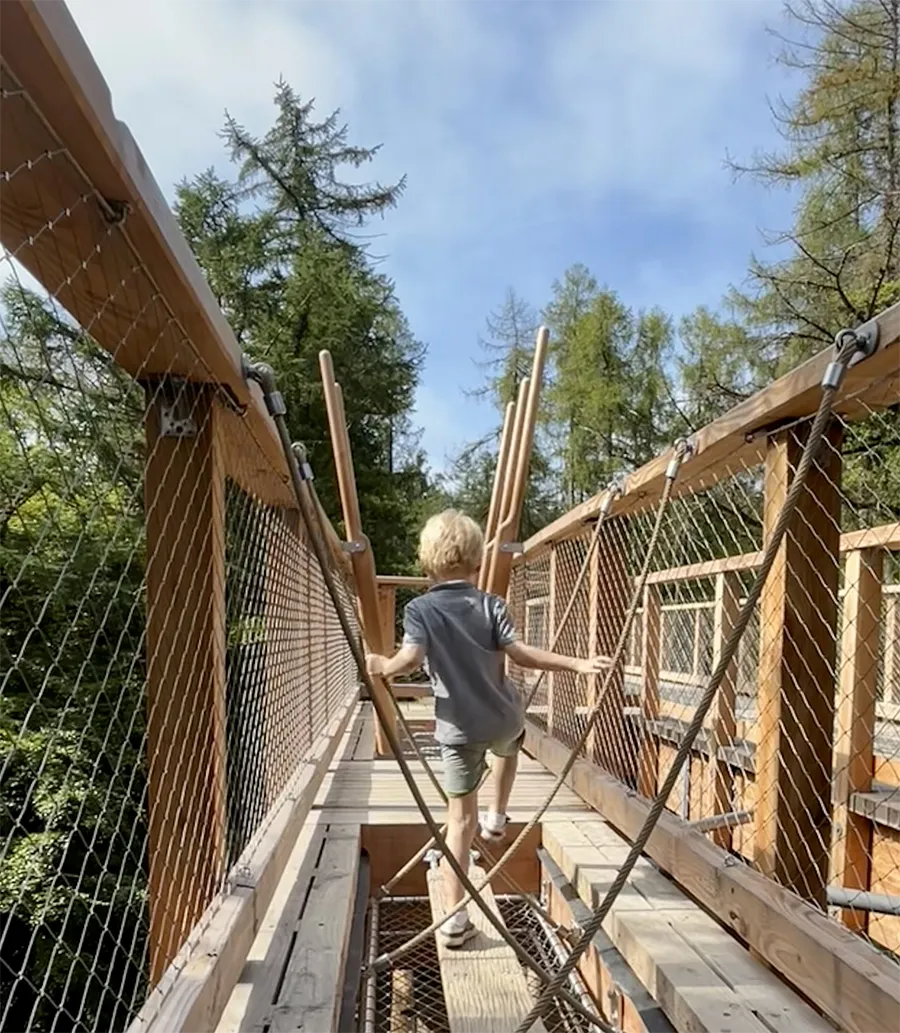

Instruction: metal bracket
[845,321,879,368]
[158,378,197,438]
[500,542,524,554]
[341,540,367,554]
[423,848,480,869]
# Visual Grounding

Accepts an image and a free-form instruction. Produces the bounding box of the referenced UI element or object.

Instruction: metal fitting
[665,437,693,480]
[823,322,879,389]
[291,442,314,482]
[242,355,286,417]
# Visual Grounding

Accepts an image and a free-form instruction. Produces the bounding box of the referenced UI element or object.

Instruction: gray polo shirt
[402,580,524,746]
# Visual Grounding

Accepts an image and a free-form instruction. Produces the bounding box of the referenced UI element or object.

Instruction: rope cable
[371,442,688,971]
[245,362,614,1033]
[379,486,621,899]
[513,332,868,1032]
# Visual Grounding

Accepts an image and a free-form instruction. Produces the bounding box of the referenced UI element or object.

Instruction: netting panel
[0,67,360,1032]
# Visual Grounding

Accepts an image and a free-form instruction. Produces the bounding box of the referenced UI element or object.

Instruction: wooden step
[542,820,836,1033]
[426,865,548,1033]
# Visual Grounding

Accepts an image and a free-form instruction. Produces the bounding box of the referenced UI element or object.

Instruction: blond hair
[418,509,483,579]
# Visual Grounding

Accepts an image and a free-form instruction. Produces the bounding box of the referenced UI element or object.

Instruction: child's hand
[575,656,607,676]
[366,653,388,678]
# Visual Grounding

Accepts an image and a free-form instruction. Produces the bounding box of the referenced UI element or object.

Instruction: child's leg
[443,790,478,910]
[481,732,524,838]
[439,743,487,912]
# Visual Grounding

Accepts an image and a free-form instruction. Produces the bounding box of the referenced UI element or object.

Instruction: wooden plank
[269,828,360,1033]
[849,791,900,831]
[378,583,397,654]
[840,523,900,553]
[644,552,764,586]
[585,538,601,761]
[540,850,674,1033]
[638,585,661,798]
[541,826,771,1033]
[868,825,900,954]
[144,386,227,984]
[524,718,900,1033]
[706,572,740,849]
[831,547,882,932]
[132,696,358,1033]
[426,866,548,1033]
[755,422,842,907]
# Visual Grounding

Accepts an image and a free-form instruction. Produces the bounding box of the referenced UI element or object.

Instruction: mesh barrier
[0,66,358,1033]
[510,389,900,960]
[363,896,595,1033]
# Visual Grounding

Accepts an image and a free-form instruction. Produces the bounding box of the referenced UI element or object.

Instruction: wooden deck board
[426,865,548,1033]
[542,821,834,1033]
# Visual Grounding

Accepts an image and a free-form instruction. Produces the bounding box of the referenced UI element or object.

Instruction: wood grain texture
[755,422,842,907]
[427,866,547,1033]
[268,828,360,1033]
[524,719,900,1033]
[542,822,833,1033]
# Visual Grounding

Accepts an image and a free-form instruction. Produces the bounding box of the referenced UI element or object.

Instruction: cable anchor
[665,437,694,480]
[291,442,315,482]
[823,323,879,389]
[242,355,286,417]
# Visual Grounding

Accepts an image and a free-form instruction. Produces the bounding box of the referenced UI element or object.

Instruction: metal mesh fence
[0,65,358,1033]
[362,896,595,1033]
[509,387,900,960]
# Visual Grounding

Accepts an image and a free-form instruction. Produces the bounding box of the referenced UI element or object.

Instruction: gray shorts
[440,731,525,798]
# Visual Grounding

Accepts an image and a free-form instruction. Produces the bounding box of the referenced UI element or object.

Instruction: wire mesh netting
[363,896,596,1033]
[0,68,359,1032]
[509,389,900,961]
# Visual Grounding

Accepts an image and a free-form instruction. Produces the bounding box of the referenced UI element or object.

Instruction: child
[366,509,605,947]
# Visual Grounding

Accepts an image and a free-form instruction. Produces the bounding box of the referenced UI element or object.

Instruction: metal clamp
[665,436,694,480]
[158,377,197,438]
[341,540,367,554]
[823,323,880,388]
[500,542,524,554]
[291,442,314,482]
[242,355,286,417]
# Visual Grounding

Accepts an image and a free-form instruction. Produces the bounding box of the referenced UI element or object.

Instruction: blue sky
[67,0,799,475]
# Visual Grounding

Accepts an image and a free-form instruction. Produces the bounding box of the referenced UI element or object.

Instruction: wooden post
[831,546,882,932]
[754,422,842,907]
[594,520,635,785]
[318,351,394,755]
[637,584,661,798]
[145,385,227,984]
[585,540,601,762]
[485,379,529,592]
[706,572,740,849]
[480,401,516,588]
[547,547,558,736]
[489,326,550,597]
[378,583,397,657]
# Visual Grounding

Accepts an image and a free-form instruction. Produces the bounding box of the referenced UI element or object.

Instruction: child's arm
[504,640,606,676]
[366,644,425,680]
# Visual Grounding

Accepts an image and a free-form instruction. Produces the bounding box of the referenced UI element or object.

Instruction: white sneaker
[479,811,508,841]
[439,910,477,948]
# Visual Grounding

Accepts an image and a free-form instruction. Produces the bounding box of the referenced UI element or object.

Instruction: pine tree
[176,83,429,573]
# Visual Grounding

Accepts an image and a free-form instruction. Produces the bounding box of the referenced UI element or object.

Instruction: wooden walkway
[216,701,836,1033]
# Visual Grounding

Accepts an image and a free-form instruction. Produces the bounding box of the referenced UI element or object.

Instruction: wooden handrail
[522,304,900,556]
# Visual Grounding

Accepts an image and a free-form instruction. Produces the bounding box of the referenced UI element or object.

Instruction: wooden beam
[638,585,661,798]
[376,575,430,590]
[426,866,548,1033]
[378,583,397,655]
[831,547,883,932]
[755,422,842,907]
[547,546,559,735]
[318,351,394,755]
[594,520,635,783]
[705,572,740,850]
[0,1,301,510]
[585,542,601,762]
[485,378,530,592]
[480,400,516,587]
[522,305,900,556]
[268,827,361,1033]
[524,719,900,1033]
[144,386,227,984]
[132,694,358,1033]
